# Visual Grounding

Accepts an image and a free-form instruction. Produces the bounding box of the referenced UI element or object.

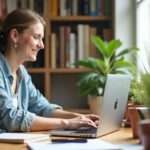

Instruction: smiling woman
[0,9,99,132]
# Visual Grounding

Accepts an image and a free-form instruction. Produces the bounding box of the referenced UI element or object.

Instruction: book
[49,0,58,17]
[51,33,57,68]
[0,133,50,144]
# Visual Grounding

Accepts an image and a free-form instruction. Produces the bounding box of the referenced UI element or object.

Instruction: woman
[0,9,98,132]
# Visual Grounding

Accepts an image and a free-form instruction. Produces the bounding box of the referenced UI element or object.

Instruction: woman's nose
[38,39,44,49]
[40,40,44,49]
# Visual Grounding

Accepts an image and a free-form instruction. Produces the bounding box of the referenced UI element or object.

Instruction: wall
[115,0,136,49]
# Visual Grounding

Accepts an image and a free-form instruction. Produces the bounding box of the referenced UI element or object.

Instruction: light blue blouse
[0,53,61,132]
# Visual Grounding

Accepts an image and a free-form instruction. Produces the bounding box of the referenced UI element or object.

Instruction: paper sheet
[27,139,120,150]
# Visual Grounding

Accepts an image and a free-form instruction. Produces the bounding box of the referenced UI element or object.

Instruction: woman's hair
[0,9,46,53]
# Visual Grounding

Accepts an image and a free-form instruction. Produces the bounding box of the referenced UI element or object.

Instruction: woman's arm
[30,114,97,131]
[30,116,67,131]
[50,109,81,118]
[51,109,99,122]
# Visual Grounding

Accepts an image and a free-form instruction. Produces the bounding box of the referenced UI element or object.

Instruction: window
[136,0,150,73]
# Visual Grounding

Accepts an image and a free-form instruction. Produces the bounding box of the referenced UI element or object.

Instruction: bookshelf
[45,0,115,109]
[0,0,115,110]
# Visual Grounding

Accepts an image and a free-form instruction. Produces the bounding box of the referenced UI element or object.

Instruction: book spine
[49,0,58,17]
[59,26,65,68]
[51,33,57,68]
[77,24,85,62]
[69,33,76,68]
[72,0,78,16]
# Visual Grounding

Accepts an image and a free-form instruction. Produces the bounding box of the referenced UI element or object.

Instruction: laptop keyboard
[76,127,97,133]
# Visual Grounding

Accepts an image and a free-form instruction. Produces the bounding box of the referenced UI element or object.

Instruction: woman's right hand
[63,116,97,129]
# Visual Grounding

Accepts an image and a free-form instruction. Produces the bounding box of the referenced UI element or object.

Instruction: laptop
[49,74,131,138]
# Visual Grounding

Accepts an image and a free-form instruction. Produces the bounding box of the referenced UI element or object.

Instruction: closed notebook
[0,133,50,144]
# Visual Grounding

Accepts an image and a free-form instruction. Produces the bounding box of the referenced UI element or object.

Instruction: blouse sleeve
[22,66,62,117]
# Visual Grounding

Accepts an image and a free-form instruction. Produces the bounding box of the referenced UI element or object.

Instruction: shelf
[50,68,91,74]
[28,68,48,73]
[49,16,112,22]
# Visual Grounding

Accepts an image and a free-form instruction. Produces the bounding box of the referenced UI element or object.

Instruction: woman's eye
[33,35,40,40]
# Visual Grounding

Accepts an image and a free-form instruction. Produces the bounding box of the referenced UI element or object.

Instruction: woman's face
[16,22,44,63]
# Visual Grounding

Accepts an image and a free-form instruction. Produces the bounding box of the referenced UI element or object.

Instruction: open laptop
[49,74,131,138]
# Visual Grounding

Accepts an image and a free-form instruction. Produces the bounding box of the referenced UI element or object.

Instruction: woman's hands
[62,114,99,129]
[84,114,99,126]
[51,109,100,130]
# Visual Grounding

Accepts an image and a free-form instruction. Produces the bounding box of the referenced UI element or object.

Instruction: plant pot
[139,119,150,150]
[128,105,150,139]
[128,106,140,139]
[122,102,134,127]
[88,95,102,115]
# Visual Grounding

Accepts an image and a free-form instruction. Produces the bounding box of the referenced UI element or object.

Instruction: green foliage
[129,78,144,105]
[140,73,150,107]
[76,35,138,96]
[129,72,150,107]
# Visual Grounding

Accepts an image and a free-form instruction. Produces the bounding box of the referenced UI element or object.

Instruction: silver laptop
[49,74,131,138]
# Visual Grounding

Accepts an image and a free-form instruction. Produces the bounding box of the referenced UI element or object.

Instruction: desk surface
[0,127,140,150]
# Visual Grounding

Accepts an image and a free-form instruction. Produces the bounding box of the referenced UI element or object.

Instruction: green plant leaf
[106,39,122,58]
[111,60,133,73]
[77,73,105,96]
[116,48,139,58]
[75,58,97,70]
[96,59,107,75]
[91,35,107,58]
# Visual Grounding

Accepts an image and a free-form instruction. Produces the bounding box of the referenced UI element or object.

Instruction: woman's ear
[9,28,19,43]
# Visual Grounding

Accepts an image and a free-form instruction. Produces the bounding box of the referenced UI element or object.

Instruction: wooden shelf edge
[49,16,112,21]
[28,68,48,73]
[50,68,91,74]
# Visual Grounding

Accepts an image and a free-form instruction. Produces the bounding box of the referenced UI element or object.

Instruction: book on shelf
[49,0,58,17]
[89,0,97,16]
[103,28,113,41]
[72,0,78,16]
[104,0,112,16]
[90,27,97,57]
[59,0,67,16]
[68,33,76,68]
[51,33,57,68]
[84,25,90,58]
[0,133,50,144]
[77,24,85,62]
[0,0,6,20]
[55,0,112,17]
[59,26,66,68]
[6,0,17,13]
[5,0,43,15]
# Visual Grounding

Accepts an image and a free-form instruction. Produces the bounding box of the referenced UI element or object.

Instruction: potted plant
[135,73,150,149]
[76,35,138,114]
[128,73,150,139]
[136,73,150,119]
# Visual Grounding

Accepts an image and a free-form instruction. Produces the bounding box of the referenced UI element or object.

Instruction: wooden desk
[0,128,140,150]
[101,127,139,144]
